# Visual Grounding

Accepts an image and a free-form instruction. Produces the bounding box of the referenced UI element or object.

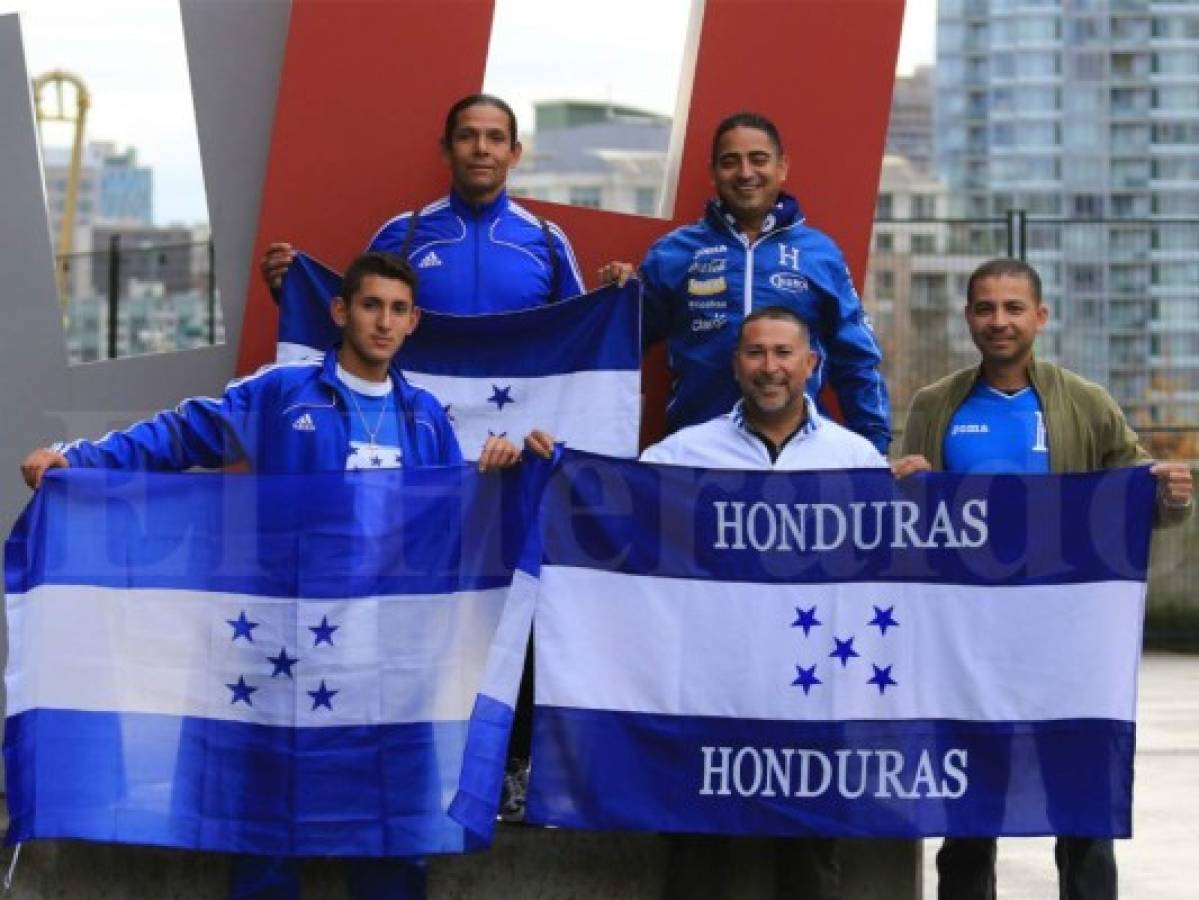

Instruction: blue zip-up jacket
[55,349,462,473]
[369,189,585,314]
[640,192,891,453]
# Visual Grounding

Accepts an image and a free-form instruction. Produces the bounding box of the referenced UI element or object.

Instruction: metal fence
[56,238,221,364]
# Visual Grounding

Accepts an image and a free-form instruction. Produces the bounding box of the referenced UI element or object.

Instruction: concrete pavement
[921,652,1199,899]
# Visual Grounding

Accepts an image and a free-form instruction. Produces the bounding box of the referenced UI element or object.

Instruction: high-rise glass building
[935,0,1199,429]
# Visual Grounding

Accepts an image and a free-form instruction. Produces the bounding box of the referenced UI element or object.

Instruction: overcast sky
[1,0,936,226]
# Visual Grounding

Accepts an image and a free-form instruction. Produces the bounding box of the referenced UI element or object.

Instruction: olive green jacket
[899,357,1191,527]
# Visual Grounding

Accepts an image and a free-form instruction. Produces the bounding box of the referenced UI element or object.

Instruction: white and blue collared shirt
[640,397,888,471]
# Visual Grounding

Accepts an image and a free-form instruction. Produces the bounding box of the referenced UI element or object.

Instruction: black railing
[56,238,221,364]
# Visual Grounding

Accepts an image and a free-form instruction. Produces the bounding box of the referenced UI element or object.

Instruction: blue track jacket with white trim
[369,189,585,314]
[640,192,890,452]
[55,349,462,473]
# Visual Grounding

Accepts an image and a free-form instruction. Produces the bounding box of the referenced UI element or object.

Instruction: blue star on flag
[227,610,259,643]
[868,664,898,695]
[791,664,821,695]
[226,675,257,706]
[829,636,859,668]
[309,615,339,647]
[266,647,298,678]
[868,605,899,635]
[487,385,514,410]
[308,679,338,711]
[791,605,821,637]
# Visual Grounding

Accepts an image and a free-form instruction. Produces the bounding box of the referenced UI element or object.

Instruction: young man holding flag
[20,251,521,900]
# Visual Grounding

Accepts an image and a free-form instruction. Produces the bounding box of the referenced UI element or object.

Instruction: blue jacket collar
[707,191,806,239]
[449,187,510,220]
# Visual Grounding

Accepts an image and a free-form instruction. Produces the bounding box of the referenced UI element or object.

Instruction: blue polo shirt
[943,380,1050,474]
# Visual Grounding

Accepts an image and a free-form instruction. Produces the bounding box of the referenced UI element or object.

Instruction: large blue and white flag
[276,253,641,458]
[4,465,535,857]
[455,451,1154,840]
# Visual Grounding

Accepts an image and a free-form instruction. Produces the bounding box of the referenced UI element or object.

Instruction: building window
[874,271,895,300]
[569,186,601,209]
[874,233,894,252]
[875,194,893,220]
[635,187,658,216]
[910,194,937,218]
[911,233,936,254]
[1071,194,1105,218]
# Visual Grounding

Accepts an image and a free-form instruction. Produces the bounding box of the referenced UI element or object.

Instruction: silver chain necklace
[345,386,392,452]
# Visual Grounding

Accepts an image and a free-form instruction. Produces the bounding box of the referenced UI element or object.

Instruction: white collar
[336,365,393,397]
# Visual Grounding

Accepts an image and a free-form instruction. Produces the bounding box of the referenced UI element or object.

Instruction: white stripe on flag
[534,567,1144,722]
[412,370,640,458]
[6,585,506,726]
[277,340,322,363]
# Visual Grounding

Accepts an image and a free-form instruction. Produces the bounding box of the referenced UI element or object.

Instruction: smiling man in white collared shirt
[641,305,886,473]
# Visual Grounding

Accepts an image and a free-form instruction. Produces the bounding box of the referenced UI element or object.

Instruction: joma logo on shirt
[951,423,989,436]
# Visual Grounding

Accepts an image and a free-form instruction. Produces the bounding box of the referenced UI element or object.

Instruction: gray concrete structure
[0,0,290,534]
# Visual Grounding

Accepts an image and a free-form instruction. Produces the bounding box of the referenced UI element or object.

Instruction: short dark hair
[738,305,810,346]
[340,251,418,307]
[966,258,1043,306]
[711,112,784,164]
[443,93,518,148]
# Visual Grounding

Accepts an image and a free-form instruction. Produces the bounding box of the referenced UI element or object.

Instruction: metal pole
[207,238,216,345]
[1006,209,1027,260]
[107,233,121,359]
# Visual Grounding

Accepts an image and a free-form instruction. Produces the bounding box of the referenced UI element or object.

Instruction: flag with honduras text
[453,450,1155,841]
[4,464,543,856]
[276,252,641,458]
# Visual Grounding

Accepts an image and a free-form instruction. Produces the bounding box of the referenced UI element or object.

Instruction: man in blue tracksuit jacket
[261,94,585,314]
[604,111,890,453]
[44,344,462,475]
[20,252,521,900]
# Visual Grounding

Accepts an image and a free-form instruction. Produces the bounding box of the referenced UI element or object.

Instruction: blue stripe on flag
[7,467,522,597]
[277,252,343,352]
[447,693,516,843]
[396,285,640,376]
[278,251,640,375]
[541,451,1156,586]
[4,709,488,855]
[526,707,1134,839]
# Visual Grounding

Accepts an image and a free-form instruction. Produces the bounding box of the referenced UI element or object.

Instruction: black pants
[937,837,1116,900]
[662,834,840,900]
[508,635,535,761]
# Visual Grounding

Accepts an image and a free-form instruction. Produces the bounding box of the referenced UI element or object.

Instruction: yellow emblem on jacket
[687,276,727,296]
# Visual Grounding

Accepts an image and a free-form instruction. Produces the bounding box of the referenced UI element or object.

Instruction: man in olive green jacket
[892,258,1192,900]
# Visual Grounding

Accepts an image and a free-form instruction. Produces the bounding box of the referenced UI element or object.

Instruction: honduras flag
[276,253,641,458]
[454,451,1154,840]
[4,464,538,856]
